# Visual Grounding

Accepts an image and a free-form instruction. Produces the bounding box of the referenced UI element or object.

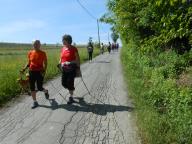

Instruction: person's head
[33,40,41,50]
[62,34,72,45]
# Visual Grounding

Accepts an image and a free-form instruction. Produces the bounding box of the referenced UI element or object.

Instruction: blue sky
[0,0,113,44]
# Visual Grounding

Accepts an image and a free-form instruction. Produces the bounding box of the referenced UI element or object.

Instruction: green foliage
[121,42,192,144]
[103,0,192,53]
[111,32,119,43]
[103,0,192,143]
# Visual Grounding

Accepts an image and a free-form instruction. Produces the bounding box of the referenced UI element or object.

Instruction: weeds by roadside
[121,42,192,144]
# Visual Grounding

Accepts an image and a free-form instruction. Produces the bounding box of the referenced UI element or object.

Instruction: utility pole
[97,19,101,48]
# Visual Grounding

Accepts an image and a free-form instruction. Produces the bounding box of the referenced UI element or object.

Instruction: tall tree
[111,32,119,43]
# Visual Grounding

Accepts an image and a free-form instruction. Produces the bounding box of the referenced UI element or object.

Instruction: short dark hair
[62,34,72,44]
[33,40,41,48]
[33,40,40,45]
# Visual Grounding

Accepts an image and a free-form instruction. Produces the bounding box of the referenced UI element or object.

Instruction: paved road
[0,52,141,144]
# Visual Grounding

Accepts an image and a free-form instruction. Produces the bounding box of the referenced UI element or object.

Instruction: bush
[121,41,192,144]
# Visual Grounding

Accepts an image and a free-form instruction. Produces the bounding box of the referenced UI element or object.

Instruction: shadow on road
[93,60,111,64]
[39,97,134,116]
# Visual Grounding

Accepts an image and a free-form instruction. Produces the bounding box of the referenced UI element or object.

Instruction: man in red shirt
[22,40,49,109]
[60,34,80,104]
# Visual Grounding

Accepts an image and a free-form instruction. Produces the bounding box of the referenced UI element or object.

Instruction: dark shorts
[29,71,44,91]
[88,51,93,60]
[61,64,76,91]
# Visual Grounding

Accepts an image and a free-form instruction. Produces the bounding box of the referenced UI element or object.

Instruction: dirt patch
[177,71,192,87]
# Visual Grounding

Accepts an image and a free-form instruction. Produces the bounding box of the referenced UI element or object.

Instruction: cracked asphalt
[0,52,141,144]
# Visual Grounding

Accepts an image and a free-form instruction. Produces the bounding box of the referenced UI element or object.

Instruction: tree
[101,0,192,53]
[111,32,119,43]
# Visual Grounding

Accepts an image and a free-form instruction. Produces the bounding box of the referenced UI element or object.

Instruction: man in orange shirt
[22,40,49,109]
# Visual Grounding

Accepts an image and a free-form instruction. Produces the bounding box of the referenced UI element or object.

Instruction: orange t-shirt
[60,45,78,63]
[28,50,47,71]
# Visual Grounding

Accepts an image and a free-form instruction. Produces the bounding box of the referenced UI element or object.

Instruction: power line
[76,0,110,45]
[76,0,97,20]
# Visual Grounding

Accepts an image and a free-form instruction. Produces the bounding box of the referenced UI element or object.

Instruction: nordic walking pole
[80,75,105,104]
[57,63,105,104]
[80,76,90,95]
[77,67,105,104]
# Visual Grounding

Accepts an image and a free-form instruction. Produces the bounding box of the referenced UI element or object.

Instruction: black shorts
[61,65,76,91]
[29,71,44,91]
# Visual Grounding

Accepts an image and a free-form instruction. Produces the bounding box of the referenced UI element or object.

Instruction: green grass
[0,44,100,105]
[121,41,192,144]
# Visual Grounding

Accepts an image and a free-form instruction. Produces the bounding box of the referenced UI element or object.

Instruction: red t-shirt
[60,45,78,63]
[28,50,47,71]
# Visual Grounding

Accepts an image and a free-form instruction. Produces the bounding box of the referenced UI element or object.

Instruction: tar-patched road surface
[0,51,141,144]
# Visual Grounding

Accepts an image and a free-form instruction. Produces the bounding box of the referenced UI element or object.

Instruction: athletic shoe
[44,90,49,100]
[67,97,75,105]
[31,101,39,109]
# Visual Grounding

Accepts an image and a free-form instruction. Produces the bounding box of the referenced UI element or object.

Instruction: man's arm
[21,55,30,72]
[21,63,29,72]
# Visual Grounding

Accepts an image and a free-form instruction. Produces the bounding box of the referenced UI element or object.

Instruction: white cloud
[0,19,46,34]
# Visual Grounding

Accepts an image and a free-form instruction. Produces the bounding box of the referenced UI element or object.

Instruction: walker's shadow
[39,97,134,116]
[93,60,111,64]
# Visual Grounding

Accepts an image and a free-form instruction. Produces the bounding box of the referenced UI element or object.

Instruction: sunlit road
[0,51,141,144]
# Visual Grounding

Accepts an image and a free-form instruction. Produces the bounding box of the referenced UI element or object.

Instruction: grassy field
[0,43,100,105]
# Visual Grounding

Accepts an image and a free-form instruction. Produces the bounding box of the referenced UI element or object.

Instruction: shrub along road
[0,52,140,144]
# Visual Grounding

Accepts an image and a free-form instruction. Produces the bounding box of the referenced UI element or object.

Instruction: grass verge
[121,41,192,144]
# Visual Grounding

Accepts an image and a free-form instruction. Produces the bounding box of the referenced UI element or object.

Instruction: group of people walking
[21,34,80,108]
[107,42,119,54]
[21,34,119,109]
[86,41,119,62]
